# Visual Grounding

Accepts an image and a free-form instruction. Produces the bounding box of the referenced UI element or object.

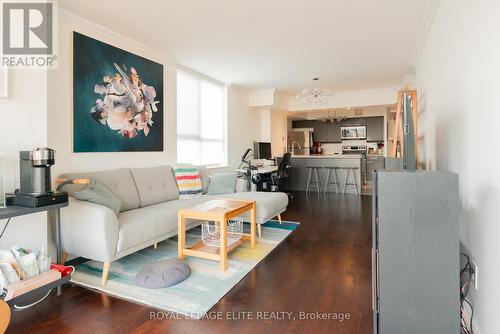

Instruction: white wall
[270,110,288,157]
[226,86,262,168]
[415,1,500,332]
[0,69,48,250]
[248,88,275,107]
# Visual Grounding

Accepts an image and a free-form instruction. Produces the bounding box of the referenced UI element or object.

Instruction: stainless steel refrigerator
[372,170,459,334]
[287,130,313,155]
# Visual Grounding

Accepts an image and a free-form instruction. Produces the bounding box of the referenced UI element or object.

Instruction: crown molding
[410,0,443,67]
[58,8,176,65]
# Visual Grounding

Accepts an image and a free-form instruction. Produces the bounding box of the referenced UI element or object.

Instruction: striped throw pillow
[174,167,203,199]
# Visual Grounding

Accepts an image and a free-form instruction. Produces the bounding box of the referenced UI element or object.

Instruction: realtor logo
[3,2,52,54]
[1,1,57,68]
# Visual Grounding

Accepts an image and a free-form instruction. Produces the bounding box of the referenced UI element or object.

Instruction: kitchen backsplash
[321,143,342,154]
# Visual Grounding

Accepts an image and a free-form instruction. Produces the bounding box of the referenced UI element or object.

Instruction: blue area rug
[71,220,299,318]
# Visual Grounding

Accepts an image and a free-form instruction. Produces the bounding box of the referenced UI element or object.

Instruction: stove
[342,145,367,154]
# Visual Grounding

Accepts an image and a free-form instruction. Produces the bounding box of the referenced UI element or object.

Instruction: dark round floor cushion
[135,258,191,288]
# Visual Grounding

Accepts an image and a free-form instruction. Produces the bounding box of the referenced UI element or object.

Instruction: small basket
[201,218,243,248]
[1,260,39,283]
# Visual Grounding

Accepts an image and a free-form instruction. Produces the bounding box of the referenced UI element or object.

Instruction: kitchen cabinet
[352,117,366,126]
[366,116,384,142]
[310,121,341,143]
[340,117,366,127]
[292,120,315,129]
[313,121,328,142]
[294,116,383,143]
[327,121,341,142]
[339,119,352,127]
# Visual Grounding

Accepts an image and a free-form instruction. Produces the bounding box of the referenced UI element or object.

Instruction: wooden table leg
[220,217,227,271]
[251,202,256,248]
[178,213,185,260]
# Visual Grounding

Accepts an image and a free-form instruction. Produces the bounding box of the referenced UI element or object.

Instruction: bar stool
[306,166,322,194]
[342,167,359,195]
[323,167,341,195]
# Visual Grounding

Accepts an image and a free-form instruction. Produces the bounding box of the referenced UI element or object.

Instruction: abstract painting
[73,32,164,152]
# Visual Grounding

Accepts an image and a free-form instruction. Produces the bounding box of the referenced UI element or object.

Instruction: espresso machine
[7,148,68,207]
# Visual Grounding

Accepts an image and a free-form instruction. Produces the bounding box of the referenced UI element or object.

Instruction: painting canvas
[73,32,164,152]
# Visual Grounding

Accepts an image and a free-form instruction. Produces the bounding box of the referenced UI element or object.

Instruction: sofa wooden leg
[278,214,282,224]
[60,252,68,265]
[101,262,110,286]
[257,224,262,239]
[153,243,158,249]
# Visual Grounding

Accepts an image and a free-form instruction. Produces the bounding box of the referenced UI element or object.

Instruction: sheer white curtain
[177,70,227,166]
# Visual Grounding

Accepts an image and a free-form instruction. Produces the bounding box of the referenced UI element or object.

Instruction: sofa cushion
[117,196,217,252]
[197,166,210,194]
[218,191,289,223]
[74,180,122,215]
[130,165,180,207]
[207,172,237,195]
[173,166,203,199]
[59,168,140,212]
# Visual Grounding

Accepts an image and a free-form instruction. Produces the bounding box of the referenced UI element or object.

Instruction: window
[177,70,227,167]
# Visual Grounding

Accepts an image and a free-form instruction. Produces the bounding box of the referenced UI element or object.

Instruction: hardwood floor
[7,192,373,334]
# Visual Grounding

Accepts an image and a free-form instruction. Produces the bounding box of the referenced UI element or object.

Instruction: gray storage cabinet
[372,170,459,334]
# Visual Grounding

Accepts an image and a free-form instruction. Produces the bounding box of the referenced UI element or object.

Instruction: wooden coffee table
[178,198,256,271]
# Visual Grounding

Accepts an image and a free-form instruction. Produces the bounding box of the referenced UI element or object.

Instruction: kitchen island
[282,154,364,194]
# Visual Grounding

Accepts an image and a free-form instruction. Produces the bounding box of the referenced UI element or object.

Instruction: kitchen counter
[287,154,385,158]
[290,154,362,159]
[278,155,365,194]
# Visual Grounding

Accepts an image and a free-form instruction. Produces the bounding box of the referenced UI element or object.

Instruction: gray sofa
[58,165,288,285]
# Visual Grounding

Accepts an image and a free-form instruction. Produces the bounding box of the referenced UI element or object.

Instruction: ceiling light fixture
[296,78,333,105]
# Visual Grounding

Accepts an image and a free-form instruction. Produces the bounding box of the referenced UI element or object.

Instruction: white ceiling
[60,0,429,93]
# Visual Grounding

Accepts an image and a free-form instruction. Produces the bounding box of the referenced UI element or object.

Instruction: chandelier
[296,78,333,105]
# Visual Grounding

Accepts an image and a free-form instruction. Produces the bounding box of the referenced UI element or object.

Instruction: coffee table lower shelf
[183,235,251,261]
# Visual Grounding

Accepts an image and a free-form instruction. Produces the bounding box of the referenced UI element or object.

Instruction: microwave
[341,125,366,140]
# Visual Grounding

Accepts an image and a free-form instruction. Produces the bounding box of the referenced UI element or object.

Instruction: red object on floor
[50,264,73,277]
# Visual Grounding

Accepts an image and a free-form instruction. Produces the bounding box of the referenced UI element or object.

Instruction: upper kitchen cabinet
[366,116,384,142]
[340,117,366,127]
[313,121,328,142]
[352,117,366,126]
[339,118,352,127]
[292,120,315,128]
[327,121,341,142]
[313,121,341,143]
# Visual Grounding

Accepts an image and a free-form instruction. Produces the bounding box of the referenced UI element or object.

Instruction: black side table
[0,202,70,307]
